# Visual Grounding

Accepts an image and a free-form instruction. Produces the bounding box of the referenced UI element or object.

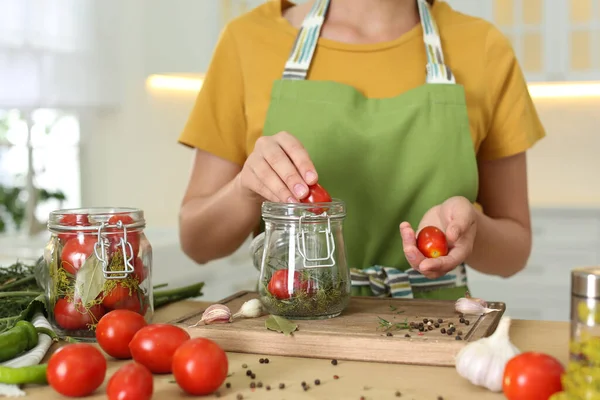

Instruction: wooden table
[26,300,570,399]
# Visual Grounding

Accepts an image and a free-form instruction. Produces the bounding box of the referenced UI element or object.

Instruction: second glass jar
[256,200,350,320]
[43,207,153,340]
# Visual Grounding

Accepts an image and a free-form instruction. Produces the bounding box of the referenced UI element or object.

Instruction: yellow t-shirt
[178,0,546,165]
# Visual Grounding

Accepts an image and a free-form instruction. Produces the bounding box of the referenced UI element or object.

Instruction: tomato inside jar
[44,207,153,340]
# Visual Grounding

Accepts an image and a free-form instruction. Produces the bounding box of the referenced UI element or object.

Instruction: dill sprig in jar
[254,199,351,320]
[43,207,153,340]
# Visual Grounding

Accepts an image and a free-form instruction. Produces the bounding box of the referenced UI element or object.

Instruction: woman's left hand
[399,196,477,279]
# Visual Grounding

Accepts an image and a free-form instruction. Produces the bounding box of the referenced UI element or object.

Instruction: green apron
[261,0,478,300]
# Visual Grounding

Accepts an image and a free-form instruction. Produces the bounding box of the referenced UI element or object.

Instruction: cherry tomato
[503,352,565,400]
[300,183,332,214]
[102,283,142,313]
[172,337,228,396]
[54,297,106,331]
[129,324,191,374]
[58,213,91,243]
[60,234,98,274]
[47,343,107,397]
[106,362,153,400]
[133,257,147,283]
[416,226,449,258]
[108,215,141,259]
[96,309,148,359]
[267,269,314,300]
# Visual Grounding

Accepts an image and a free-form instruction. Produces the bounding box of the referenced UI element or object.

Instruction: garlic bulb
[233,299,264,319]
[455,317,521,392]
[455,296,500,316]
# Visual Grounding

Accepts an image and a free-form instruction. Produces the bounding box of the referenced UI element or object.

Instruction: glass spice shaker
[256,199,351,320]
[43,207,153,341]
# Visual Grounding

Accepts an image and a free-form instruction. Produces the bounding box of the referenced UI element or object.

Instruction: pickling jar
[252,200,351,320]
[42,207,153,341]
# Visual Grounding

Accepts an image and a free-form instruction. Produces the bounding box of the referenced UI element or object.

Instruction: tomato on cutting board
[503,351,565,400]
[107,362,153,400]
[268,269,315,300]
[300,183,332,214]
[60,234,98,274]
[96,309,147,359]
[172,337,229,396]
[53,297,105,331]
[47,343,107,397]
[129,324,191,374]
[416,226,449,258]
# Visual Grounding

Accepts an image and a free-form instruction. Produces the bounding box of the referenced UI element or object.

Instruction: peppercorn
[301,381,307,387]
[215,392,221,398]
[447,330,453,336]
[395,390,402,396]
[251,373,256,379]
[242,364,247,368]
[225,382,231,388]
[419,326,424,332]
[315,379,320,385]
[458,313,464,318]
[279,383,285,389]
[418,322,424,328]
[437,318,443,323]
[264,358,270,364]
[423,318,428,323]
[303,385,310,391]
[331,359,338,365]
[333,375,339,380]
[465,320,470,325]
[236,395,243,400]
[360,397,366,400]
[459,317,465,323]
[456,335,462,340]
[404,333,410,338]
[457,330,463,336]
[427,325,433,331]
[266,385,271,390]
[250,382,256,389]
[259,358,264,363]
[434,323,439,328]
[246,370,252,376]
[386,332,393,337]
[257,382,263,388]
[438,396,444,400]
[440,328,446,334]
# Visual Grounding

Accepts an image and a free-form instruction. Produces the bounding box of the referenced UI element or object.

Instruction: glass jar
[255,200,350,320]
[43,207,153,341]
[562,266,600,397]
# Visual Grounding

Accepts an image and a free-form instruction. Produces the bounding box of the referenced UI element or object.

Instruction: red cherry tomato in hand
[60,234,97,274]
[503,352,565,400]
[102,283,142,313]
[129,324,191,374]
[416,226,449,258]
[107,362,153,400]
[108,215,141,259]
[172,338,228,396]
[96,309,148,359]
[267,269,314,300]
[54,297,105,331]
[300,183,332,214]
[47,343,107,397]
[58,213,90,243]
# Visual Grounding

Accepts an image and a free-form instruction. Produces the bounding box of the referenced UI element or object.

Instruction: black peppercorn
[418,322,424,328]
[456,335,462,340]
[404,333,410,338]
[427,325,433,331]
[434,323,439,328]
[236,395,243,400]
[301,381,307,387]
[423,318,428,323]
[266,385,271,390]
[459,317,465,323]
[437,318,443,323]
[257,382,263,388]
[438,396,444,400]
[331,359,338,365]
[225,382,231,389]
[465,320,470,326]
[315,379,320,385]
[447,330,453,336]
[251,373,256,379]
[259,358,264,364]
[386,332,393,336]
[441,328,446,334]
[395,390,402,397]
[246,370,252,376]
[419,326,424,332]
[250,382,256,389]
[458,313,464,318]
[279,383,285,389]
[303,385,309,391]
[457,330,463,336]
[215,392,221,398]
[264,358,270,364]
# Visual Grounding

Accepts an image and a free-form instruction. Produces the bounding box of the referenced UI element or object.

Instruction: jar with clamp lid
[254,200,351,320]
[43,207,153,340]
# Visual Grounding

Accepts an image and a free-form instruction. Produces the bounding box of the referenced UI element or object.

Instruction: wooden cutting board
[170,291,506,367]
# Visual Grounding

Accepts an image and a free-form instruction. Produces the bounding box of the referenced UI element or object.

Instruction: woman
[177,0,545,300]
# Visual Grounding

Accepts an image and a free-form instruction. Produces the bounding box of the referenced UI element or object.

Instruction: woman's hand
[237,131,318,203]
[399,196,477,279]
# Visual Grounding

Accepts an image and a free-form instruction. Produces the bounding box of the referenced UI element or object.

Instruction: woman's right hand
[238,131,318,203]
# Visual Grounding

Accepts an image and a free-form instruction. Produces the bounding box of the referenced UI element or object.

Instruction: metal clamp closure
[297,214,336,268]
[94,221,135,279]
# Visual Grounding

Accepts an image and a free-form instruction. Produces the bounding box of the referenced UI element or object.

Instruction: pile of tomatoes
[46,309,229,399]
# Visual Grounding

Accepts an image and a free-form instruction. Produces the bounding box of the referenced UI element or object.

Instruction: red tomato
[416,226,449,258]
[133,257,147,283]
[102,283,142,313]
[60,234,98,274]
[267,269,314,300]
[129,324,191,374]
[54,298,106,331]
[106,362,153,400]
[47,343,107,397]
[503,352,565,400]
[58,213,90,243]
[108,215,140,259]
[96,309,148,359]
[172,337,228,396]
[300,183,332,214]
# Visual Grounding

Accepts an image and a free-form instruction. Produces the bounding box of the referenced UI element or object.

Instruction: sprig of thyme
[377,316,411,332]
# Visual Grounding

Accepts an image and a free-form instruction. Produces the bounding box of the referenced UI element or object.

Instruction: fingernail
[294,184,307,197]
[305,171,317,183]
[287,197,297,203]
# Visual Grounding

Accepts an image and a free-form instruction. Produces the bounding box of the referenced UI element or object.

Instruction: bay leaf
[75,256,106,306]
[265,315,298,336]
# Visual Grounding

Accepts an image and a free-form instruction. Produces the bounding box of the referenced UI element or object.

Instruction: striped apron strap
[282,0,331,80]
[350,264,468,299]
[416,0,456,84]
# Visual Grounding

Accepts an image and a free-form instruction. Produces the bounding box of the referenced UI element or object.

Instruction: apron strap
[282,0,455,84]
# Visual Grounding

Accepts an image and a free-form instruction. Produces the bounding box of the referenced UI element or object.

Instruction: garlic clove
[232,299,264,319]
[189,304,232,327]
[455,297,500,316]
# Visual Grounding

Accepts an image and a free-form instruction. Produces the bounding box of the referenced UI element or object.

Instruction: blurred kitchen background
[0,0,598,321]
